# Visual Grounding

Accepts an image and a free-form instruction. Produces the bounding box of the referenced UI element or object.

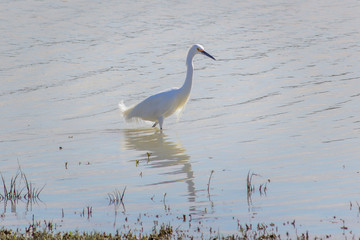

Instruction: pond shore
[1,220,357,240]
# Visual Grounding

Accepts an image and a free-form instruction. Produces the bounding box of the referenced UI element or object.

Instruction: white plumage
[119,44,215,129]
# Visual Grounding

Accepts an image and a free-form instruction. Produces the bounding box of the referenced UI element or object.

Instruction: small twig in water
[163,193,169,211]
[207,170,214,194]
[87,206,93,219]
[146,152,152,163]
[163,193,167,203]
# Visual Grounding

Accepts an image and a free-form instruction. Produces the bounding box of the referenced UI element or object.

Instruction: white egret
[119,44,216,129]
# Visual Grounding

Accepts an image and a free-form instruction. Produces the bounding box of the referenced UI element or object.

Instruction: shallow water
[1,0,360,237]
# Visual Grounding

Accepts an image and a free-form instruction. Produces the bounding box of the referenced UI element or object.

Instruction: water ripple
[224,92,280,107]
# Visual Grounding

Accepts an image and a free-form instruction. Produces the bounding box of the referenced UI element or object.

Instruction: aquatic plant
[107,186,126,212]
[246,170,270,206]
[0,168,45,203]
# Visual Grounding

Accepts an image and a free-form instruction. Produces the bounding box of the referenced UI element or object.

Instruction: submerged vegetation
[108,186,127,213]
[0,224,171,240]
[246,170,270,206]
[0,222,297,239]
[1,220,356,239]
[0,167,45,211]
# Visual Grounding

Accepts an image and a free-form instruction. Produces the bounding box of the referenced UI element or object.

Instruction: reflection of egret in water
[121,128,195,204]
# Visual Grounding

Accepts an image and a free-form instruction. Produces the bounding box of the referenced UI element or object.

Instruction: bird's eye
[197,48,204,52]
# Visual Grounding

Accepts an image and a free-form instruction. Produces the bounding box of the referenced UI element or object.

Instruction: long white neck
[179,51,195,96]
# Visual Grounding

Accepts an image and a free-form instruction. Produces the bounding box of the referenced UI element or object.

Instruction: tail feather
[119,101,134,121]
[119,101,145,125]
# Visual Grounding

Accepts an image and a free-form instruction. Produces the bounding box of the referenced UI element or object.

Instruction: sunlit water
[1,0,360,238]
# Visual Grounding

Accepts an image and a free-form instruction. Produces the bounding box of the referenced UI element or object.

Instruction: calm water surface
[1,0,360,237]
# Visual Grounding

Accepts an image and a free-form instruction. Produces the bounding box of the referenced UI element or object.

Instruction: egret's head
[194,44,216,60]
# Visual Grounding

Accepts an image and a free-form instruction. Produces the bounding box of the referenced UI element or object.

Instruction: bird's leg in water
[152,122,157,127]
[158,116,164,130]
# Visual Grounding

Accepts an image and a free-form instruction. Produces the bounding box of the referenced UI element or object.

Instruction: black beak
[202,50,216,60]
